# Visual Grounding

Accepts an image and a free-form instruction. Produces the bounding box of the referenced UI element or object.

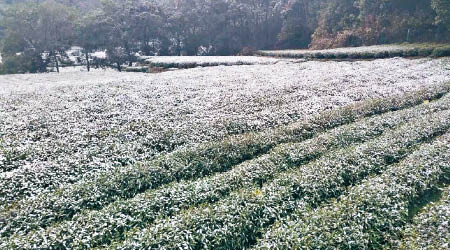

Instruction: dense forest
[0,0,449,73]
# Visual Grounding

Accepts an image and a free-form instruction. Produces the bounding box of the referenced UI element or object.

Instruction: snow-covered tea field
[0,57,449,249]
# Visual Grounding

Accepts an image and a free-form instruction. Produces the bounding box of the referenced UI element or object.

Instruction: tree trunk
[54,53,59,73]
[117,62,121,72]
[85,53,90,72]
[38,55,46,72]
[177,38,182,56]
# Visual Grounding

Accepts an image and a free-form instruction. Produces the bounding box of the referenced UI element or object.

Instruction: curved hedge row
[256,133,450,249]
[397,186,449,250]
[108,109,450,249]
[140,56,281,69]
[4,93,449,248]
[1,84,447,238]
[256,44,450,60]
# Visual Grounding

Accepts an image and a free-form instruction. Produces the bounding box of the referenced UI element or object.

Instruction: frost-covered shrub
[2,85,447,240]
[388,49,404,57]
[432,46,450,57]
[405,48,419,57]
[123,66,148,73]
[374,51,389,58]
[1,82,449,243]
[257,132,450,249]
[256,44,450,60]
[323,52,336,59]
[418,47,434,57]
[336,52,348,59]
[142,56,282,69]
[397,186,449,250]
[110,110,450,249]
[313,52,325,59]
[347,51,362,59]
[3,58,446,209]
[359,51,374,59]
[5,94,450,249]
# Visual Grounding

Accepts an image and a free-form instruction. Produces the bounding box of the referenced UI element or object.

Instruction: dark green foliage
[431,45,450,57]
[336,52,349,59]
[374,51,389,58]
[405,48,419,57]
[360,52,373,59]
[388,49,404,58]
[313,52,324,59]
[418,47,434,56]
[0,54,34,74]
[432,0,450,32]
[0,0,77,74]
[398,186,450,249]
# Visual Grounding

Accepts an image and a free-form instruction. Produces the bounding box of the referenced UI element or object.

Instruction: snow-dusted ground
[143,56,286,68]
[0,57,449,206]
[0,69,134,95]
[56,66,113,73]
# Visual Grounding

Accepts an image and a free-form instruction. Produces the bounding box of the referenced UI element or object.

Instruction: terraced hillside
[0,59,449,249]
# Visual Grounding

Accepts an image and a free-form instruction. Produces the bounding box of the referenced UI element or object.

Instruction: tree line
[0,0,449,74]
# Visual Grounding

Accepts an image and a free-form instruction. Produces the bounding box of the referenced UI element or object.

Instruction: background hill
[0,0,448,73]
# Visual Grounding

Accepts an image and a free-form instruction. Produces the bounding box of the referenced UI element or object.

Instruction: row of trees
[0,0,449,74]
[308,0,450,49]
[0,0,291,73]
